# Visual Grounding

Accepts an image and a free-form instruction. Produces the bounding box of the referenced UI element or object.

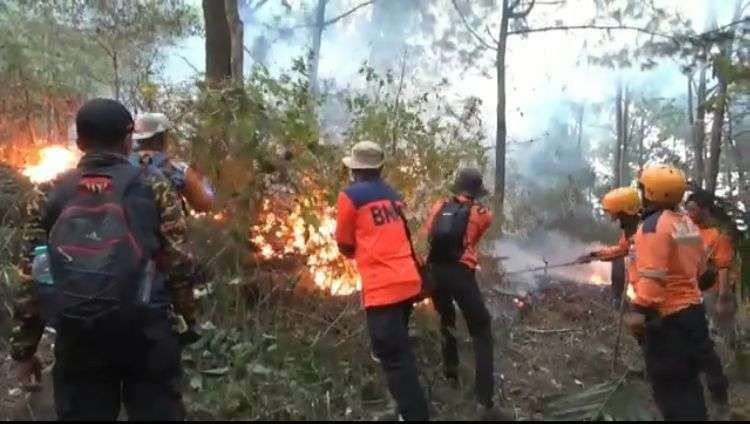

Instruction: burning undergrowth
[492,230,614,297]
[248,181,361,297]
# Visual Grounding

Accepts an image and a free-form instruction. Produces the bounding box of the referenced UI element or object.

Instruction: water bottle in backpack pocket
[32,245,54,286]
[427,199,471,263]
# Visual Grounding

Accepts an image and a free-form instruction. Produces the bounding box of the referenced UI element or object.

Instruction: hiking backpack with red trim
[40,164,155,327]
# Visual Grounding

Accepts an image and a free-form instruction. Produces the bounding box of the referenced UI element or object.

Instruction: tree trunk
[494,0,510,229]
[203,0,232,86]
[694,66,707,188]
[638,117,646,173]
[706,0,743,195]
[225,0,244,82]
[576,103,585,153]
[113,52,120,101]
[727,108,747,190]
[686,74,695,172]
[613,81,623,187]
[619,88,630,184]
[706,70,728,194]
[310,0,327,96]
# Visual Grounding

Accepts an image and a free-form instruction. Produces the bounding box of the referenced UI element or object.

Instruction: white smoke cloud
[491,230,613,295]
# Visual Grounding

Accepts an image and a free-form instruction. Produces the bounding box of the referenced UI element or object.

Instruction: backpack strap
[390,200,416,257]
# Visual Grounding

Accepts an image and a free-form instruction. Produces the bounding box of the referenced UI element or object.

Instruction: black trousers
[429,262,494,407]
[643,304,728,421]
[366,300,429,421]
[52,319,185,421]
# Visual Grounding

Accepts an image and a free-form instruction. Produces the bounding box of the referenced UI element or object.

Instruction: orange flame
[250,197,361,296]
[22,146,80,183]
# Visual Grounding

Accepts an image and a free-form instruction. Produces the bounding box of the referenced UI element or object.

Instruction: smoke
[492,230,612,296]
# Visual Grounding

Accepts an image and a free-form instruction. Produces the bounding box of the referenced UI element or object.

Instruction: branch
[508,24,677,41]
[323,0,375,27]
[450,0,497,51]
[525,327,581,334]
[508,0,523,12]
[390,51,408,155]
[508,0,536,19]
[178,54,200,75]
[486,24,499,44]
[250,0,269,13]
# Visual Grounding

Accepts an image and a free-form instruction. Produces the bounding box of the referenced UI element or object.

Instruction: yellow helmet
[638,164,686,204]
[601,187,641,216]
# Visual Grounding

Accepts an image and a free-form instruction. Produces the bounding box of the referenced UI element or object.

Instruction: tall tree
[694,66,708,187]
[59,1,198,105]
[448,0,680,228]
[306,0,375,96]
[614,82,624,188]
[612,82,632,187]
[310,0,327,96]
[203,0,232,85]
[706,1,745,194]
[225,0,244,81]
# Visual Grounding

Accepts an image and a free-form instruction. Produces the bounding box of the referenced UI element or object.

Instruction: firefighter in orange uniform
[419,168,497,415]
[626,164,728,420]
[577,187,641,305]
[334,141,428,421]
[685,191,735,324]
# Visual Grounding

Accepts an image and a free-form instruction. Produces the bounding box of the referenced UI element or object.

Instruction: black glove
[698,262,717,291]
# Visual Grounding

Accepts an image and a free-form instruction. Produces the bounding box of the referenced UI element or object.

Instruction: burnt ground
[2,279,749,420]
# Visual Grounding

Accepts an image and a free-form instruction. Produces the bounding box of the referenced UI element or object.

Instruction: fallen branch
[524,327,581,334]
[492,287,523,297]
[309,298,357,349]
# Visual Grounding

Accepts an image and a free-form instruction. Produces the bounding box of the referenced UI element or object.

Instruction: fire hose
[504,260,583,275]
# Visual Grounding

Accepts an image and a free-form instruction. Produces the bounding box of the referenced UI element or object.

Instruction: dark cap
[76,98,134,148]
[452,167,489,198]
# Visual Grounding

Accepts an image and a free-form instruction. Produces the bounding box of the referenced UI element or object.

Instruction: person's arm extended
[578,236,628,263]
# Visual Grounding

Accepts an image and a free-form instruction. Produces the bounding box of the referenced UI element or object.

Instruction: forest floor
[3,272,748,421]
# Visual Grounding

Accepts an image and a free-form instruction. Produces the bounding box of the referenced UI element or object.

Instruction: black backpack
[39,164,157,328]
[428,198,471,263]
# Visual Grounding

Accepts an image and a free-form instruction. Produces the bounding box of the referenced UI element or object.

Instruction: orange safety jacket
[631,208,704,317]
[335,178,421,308]
[593,234,629,261]
[422,195,492,270]
[595,232,639,290]
[697,225,734,291]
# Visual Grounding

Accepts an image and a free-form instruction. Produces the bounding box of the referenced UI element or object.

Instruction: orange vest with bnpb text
[335,179,421,308]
